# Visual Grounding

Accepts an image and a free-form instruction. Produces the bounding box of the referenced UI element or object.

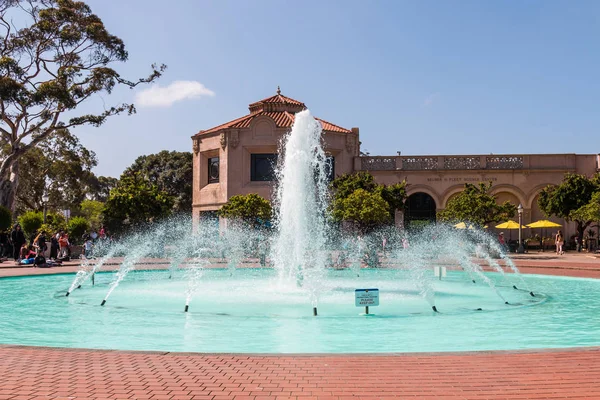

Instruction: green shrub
[0,205,11,231]
[67,216,89,245]
[43,212,67,234]
[18,211,43,237]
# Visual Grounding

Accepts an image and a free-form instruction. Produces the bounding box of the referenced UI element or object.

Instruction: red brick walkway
[0,346,599,399]
[1,256,600,399]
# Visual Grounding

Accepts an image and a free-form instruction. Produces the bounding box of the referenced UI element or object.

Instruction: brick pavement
[0,346,599,399]
[1,255,600,399]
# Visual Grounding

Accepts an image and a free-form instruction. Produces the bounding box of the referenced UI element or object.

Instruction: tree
[330,172,378,202]
[571,192,600,229]
[329,172,407,226]
[377,182,407,218]
[102,173,174,231]
[331,188,390,232]
[538,173,600,239]
[437,182,516,226]
[123,151,192,213]
[84,175,118,202]
[0,0,166,212]
[17,210,43,238]
[14,129,97,214]
[217,193,272,226]
[0,205,11,230]
[79,199,103,229]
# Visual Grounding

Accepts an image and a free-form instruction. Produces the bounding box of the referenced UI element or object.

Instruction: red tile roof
[249,93,305,108]
[196,90,352,136]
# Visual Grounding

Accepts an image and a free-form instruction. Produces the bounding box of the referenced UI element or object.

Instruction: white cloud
[135,80,215,108]
[423,92,441,107]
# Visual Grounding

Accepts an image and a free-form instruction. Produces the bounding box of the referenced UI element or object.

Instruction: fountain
[63,109,537,315]
[4,107,588,353]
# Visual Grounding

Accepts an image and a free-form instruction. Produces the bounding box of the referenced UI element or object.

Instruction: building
[192,89,600,241]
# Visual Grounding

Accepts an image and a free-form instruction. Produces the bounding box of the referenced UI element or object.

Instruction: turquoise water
[0,269,599,353]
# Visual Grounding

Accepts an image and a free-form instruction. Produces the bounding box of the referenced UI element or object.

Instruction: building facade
[193,90,600,240]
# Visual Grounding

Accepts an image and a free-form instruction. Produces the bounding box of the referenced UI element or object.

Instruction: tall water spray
[271,110,330,305]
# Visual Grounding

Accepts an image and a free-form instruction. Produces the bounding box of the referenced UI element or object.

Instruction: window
[251,154,278,181]
[208,157,219,183]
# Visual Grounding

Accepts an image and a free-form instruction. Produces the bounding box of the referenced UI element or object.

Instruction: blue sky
[74,0,600,177]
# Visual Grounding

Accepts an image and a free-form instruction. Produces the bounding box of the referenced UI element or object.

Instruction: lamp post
[517,203,524,253]
[42,192,49,224]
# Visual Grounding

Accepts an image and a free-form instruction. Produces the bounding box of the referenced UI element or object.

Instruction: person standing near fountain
[10,224,25,264]
[555,230,564,255]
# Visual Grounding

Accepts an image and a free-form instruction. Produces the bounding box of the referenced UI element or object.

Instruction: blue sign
[355,288,379,307]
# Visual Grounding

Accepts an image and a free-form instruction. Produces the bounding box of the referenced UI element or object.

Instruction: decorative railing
[361,157,396,171]
[403,157,438,170]
[355,155,552,171]
[486,156,523,170]
[444,156,480,170]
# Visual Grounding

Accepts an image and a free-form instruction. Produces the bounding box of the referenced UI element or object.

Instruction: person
[34,249,48,268]
[382,237,388,256]
[10,224,26,263]
[58,231,70,259]
[34,230,47,255]
[0,229,9,259]
[555,230,564,255]
[83,237,94,259]
[19,243,29,261]
[50,233,59,260]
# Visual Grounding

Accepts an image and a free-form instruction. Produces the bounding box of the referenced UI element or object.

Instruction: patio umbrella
[495,220,526,240]
[526,220,562,251]
[495,220,526,229]
[526,220,562,229]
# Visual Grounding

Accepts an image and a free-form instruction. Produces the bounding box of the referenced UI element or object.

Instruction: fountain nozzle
[530,291,535,297]
[100,299,106,306]
[513,285,518,290]
[432,305,438,313]
[313,307,317,316]
[184,305,189,313]
[65,292,70,297]
[505,301,509,305]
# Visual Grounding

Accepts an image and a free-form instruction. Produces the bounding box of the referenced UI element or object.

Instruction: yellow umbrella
[495,220,526,241]
[526,220,562,252]
[526,220,562,228]
[495,220,526,229]
[454,222,467,229]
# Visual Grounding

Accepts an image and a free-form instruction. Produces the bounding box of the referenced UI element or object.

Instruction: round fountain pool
[1,268,599,353]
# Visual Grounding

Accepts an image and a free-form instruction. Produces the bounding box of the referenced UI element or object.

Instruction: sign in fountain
[355,288,379,315]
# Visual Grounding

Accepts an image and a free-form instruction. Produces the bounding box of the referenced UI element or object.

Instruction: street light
[42,192,49,224]
[517,203,524,253]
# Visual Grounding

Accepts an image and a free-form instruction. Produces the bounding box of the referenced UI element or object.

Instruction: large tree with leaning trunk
[0,0,165,212]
